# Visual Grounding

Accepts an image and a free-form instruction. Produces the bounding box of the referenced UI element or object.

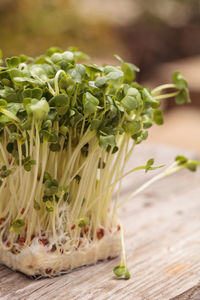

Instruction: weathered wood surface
[171,283,200,300]
[0,144,200,300]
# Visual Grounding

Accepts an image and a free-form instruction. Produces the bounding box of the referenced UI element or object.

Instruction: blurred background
[0,0,199,153]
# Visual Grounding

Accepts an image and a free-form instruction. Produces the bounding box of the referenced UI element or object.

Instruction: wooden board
[0,144,200,300]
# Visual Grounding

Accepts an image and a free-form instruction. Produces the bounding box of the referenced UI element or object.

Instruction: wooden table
[0,144,200,300]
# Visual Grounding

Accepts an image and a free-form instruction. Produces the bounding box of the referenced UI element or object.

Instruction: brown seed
[75,239,82,250]
[18,236,25,246]
[97,228,104,239]
[39,238,49,246]
[0,218,5,225]
[51,244,57,252]
[83,227,89,234]
[117,225,121,231]
[31,234,35,241]
[6,241,11,247]
[21,208,25,214]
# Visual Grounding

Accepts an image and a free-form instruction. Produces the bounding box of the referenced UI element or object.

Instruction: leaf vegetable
[0,47,197,278]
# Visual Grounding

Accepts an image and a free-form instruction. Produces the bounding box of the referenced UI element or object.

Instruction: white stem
[54,70,66,95]
[151,84,176,95]
[118,163,183,209]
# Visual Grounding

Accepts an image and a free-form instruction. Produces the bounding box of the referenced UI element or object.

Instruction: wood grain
[0,144,200,300]
[170,283,200,300]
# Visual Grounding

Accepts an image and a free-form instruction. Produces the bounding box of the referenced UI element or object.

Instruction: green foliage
[11,218,25,234]
[121,87,141,111]
[172,72,191,104]
[45,200,54,212]
[34,200,41,211]
[22,156,36,172]
[153,109,164,125]
[0,165,11,178]
[0,47,197,280]
[0,47,190,161]
[175,155,200,172]
[123,120,141,135]
[83,92,99,115]
[113,265,130,280]
[44,179,59,196]
[77,217,89,228]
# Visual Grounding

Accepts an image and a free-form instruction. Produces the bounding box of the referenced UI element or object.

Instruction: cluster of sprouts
[0,47,197,278]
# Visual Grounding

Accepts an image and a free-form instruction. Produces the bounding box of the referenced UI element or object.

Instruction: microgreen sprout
[113,222,130,280]
[0,47,197,278]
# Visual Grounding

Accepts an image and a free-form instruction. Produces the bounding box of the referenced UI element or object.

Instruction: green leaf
[142,88,160,108]
[77,217,89,228]
[43,171,52,182]
[142,114,153,129]
[19,54,29,62]
[91,119,102,130]
[186,160,199,172]
[13,76,41,85]
[47,47,63,56]
[0,87,20,103]
[32,88,43,100]
[22,88,43,100]
[145,158,154,172]
[121,88,141,111]
[49,94,69,115]
[0,165,11,178]
[27,98,50,120]
[123,120,141,135]
[172,72,188,90]
[175,88,191,104]
[6,142,14,153]
[175,155,188,165]
[67,64,86,83]
[11,218,25,234]
[132,130,148,144]
[0,99,7,107]
[95,69,123,88]
[95,76,107,88]
[114,54,139,83]
[113,265,130,280]
[34,200,41,211]
[44,179,59,196]
[6,56,20,68]
[175,155,199,172]
[74,174,81,183]
[83,92,99,115]
[62,51,74,63]
[22,156,36,172]
[46,200,54,212]
[106,71,124,81]
[49,143,61,152]
[153,109,164,125]
[49,94,68,107]
[122,62,136,83]
[85,64,103,74]
[22,89,32,99]
[99,135,116,149]
[63,192,71,203]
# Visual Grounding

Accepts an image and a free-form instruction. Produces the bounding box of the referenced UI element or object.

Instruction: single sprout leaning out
[0,47,198,278]
[113,155,199,279]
